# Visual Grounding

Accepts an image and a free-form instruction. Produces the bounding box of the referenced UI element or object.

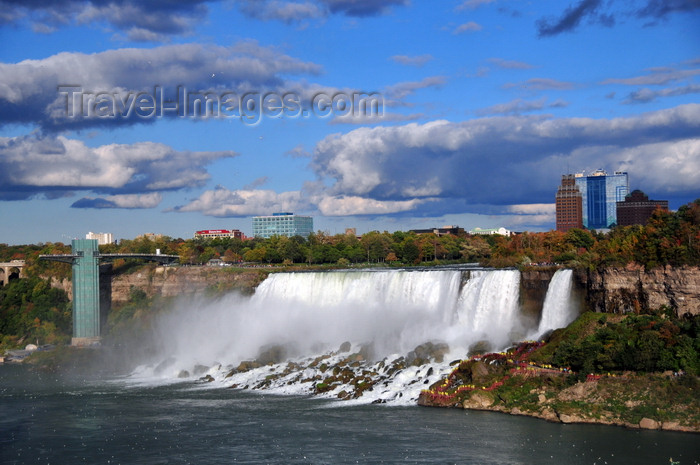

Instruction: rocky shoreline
[417,342,699,434]
[454,376,697,433]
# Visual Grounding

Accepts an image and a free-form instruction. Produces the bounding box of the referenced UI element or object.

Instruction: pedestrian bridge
[0,260,25,285]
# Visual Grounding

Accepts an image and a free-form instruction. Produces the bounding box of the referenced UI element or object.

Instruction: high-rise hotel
[555,174,583,232]
[556,170,629,231]
[252,212,314,238]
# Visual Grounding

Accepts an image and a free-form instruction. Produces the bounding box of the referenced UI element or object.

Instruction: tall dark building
[616,190,668,226]
[556,174,583,232]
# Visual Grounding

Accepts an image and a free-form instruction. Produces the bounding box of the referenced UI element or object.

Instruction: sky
[0,0,699,245]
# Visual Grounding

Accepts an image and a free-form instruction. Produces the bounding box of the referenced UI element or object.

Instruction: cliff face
[520,269,555,325]
[49,264,699,317]
[109,266,269,304]
[45,263,115,302]
[577,265,700,316]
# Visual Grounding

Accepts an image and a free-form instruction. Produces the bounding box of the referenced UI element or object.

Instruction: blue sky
[0,0,699,244]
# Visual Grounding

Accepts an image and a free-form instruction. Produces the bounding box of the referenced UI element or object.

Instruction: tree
[277,236,305,263]
[564,228,595,251]
[460,236,491,261]
[401,240,420,264]
[0,277,71,347]
[177,243,197,265]
[244,247,266,263]
[361,232,392,262]
[438,235,462,260]
[223,249,241,263]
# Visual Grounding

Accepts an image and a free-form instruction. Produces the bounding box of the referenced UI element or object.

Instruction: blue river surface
[1,364,698,465]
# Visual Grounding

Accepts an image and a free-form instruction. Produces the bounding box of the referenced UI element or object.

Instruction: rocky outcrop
[462,391,495,409]
[577,265,700,316]
[419,341,700,433]
[48,276,72,297]
[406,342,450,365]
[109,266,268,303]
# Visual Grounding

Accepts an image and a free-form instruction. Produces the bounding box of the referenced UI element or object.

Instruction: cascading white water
[150,269,524,366]
[147,270,458,370]
[138,269,528,402]
[454,269,522,349]
[248,269,465,358]
[535,269,576,335]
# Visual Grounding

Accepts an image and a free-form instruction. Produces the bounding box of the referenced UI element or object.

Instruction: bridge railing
[38,254,79,264]
[97,253,179,263]
[38,253,180,264]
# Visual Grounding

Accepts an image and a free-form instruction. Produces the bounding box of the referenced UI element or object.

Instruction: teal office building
[252,212,314,238]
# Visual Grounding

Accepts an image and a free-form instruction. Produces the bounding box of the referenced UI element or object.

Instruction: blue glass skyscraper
[575,170,629,229]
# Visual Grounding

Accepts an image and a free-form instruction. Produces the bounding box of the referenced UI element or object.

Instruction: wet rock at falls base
[256,344,287,365]
[236,360,263,372]
[536,329,555,343]
[468,340,493,356]
[406,342,450,366]
[639,418,661,430]
[358,343,374,362]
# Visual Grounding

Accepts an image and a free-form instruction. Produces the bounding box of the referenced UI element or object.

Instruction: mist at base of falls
[127,268,578,403]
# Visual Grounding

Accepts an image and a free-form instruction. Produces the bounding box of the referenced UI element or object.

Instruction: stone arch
[0,261,25,285]
[6,266,22,283]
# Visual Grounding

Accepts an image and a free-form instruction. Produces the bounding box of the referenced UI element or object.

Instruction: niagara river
[1,268,698,464]
[2,364,698,465]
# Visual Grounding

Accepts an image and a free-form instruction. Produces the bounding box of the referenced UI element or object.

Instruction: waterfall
[247,270,464,358]
[455,269,522,350]
[536,269,576,336]
[137,268,528,402]
[149,269,527,366]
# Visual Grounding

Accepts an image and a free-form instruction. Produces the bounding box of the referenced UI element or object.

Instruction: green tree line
[550,311,700,376]
[1,199,699,275]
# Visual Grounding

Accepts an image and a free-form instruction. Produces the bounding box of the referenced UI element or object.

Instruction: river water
[1,365,697,465]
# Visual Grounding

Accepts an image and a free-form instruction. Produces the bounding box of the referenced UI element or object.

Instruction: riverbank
[417,312,700,434]
[418,349,699,433]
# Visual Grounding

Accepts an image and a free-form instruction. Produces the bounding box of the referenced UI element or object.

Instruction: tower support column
[71,239,101,346]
